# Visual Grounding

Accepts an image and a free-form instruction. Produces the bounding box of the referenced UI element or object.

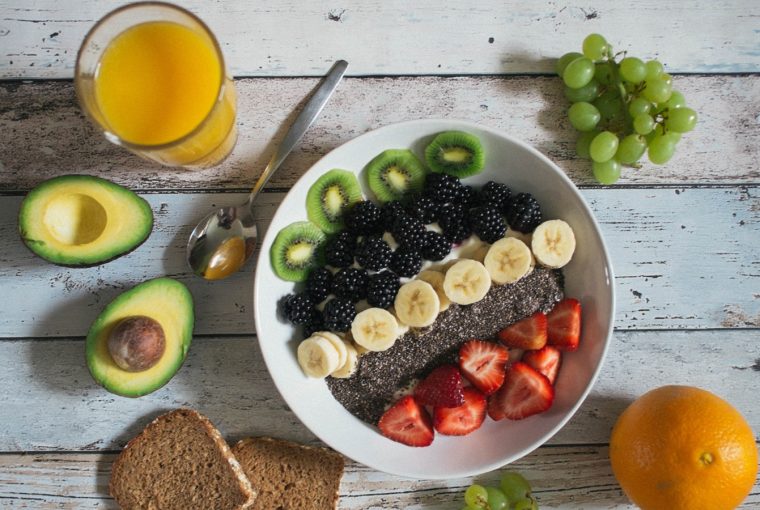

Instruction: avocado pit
[108,316,166,372]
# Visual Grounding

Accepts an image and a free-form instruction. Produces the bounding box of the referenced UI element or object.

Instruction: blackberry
[423,173,462,204]
[323,297,356,332]
[390,248,423,277]
[470,205,507,243]
[407,194,439,224]
[281,293,314,325]
[438,203,472,243]
[380,200,407,231]
[305,267,333,303]
[345,200,382,235]
[332,267,368,302]
[355,236,392,271]
[302,309,325,338]
[454,185,478,206]
[480,181,512,211]
[506,192,542,233]
[366,270,401,309]
[421,231,451,261]
[391,214,426,248]
[324,231,356,268]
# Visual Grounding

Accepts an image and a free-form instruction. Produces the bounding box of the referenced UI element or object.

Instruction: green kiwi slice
[366,149,427,203]
[424,131,486,177]
[306,169,362,233]
[270,221,326,282]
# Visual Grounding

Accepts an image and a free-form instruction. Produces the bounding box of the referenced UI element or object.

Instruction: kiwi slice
[306,169,362,234]
[366,149,427,203]
[424,131,486,177]
[270,221,326,282]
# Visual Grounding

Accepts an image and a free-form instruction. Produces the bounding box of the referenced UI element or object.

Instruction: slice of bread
[232,437,344,510]
[110,408,256,510]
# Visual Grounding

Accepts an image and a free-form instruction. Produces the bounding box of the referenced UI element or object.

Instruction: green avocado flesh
[18,175,153,266]
[86,277,194,397]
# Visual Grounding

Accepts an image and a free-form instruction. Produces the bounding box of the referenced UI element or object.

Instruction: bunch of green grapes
[557,33,698,184]
[461,471,538,510]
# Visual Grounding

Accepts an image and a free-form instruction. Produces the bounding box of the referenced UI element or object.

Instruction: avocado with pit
[86,277,194,397]
[18,174,153,266]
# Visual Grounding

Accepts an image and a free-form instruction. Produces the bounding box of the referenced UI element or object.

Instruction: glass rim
[74,1,230,152]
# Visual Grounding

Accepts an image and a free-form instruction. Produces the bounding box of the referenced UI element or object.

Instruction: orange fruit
[610,385,758,510]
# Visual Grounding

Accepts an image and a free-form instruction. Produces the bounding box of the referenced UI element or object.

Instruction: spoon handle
[248,59,348,202]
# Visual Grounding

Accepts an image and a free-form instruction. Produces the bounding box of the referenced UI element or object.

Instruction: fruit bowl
[254,119,615,479]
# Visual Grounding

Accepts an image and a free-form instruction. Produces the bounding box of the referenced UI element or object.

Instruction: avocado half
[86,277,194,397]
[18,174,153,266]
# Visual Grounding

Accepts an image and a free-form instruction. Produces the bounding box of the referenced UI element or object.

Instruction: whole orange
[609,385,758,510]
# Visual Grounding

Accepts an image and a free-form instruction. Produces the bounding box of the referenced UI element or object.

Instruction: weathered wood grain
[1,187,758,337]
[0,330,757,451]
[1,75,758,191]
[1,0,759,79]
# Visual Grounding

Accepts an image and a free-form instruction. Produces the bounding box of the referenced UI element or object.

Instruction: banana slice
[312,331,348,370]
[484,237,535,284]
[351,307,400,352]
[531,219,576,268]
[331,341,359,378]
[387,306,410,336]
[443,259,492,305]
[416,270,451,312]
[297,335,341,378]
[472,242,491,263]
[506,227,532,246]
[394,280,440,328]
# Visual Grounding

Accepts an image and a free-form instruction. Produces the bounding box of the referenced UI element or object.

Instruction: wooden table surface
[1,1,759,508]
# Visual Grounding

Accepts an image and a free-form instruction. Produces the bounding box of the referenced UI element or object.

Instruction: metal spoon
[187,60,348,280]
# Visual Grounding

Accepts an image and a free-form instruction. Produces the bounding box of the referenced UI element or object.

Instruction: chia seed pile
[326,266,564,424]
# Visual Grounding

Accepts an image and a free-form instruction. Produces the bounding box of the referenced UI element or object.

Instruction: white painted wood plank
[1,187,758,337]
[1,0,759,79]
[2,447,758,509]
[0,330,757,451]
[2,76,758,191]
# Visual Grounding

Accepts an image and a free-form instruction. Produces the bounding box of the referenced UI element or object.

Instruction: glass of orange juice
[75,2,237,168]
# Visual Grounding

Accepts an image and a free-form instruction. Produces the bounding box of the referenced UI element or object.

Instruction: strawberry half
[487,362,554,421]
[414,365,465,408]
[378,395,434,447]
[547,298,581,351]
[458,340,509,395]
[497,311,548,350]
[434,387,487,436]
[522,345,562,385]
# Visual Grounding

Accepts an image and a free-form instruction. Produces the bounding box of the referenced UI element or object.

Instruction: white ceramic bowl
[254,119,615,479]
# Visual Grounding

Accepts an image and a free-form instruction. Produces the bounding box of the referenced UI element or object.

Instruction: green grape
[576,130,598,159]
[642,78,672,104]
[628,97,653,117]
[556,51,584,76]
[665,106,698,132]
[589,131,619,162]
[648,133,678,164]
[593,91,624,123]
[499,472,531,502]
[619,56,647,84]
[592,158,622,184]
[464,484,488,509]
[633,113,655,135]
[514,498,535,510]
[564,79,600,103]
[593,62,613,85]
[563,57,595,88]
[531,499,539,510]
[582,33,609,60]
[568,102,601,131]
[665,90,686,109]
[616,134,647,164]
[485,487,509,510]
[644,59,664,80]
[661,72,673,86]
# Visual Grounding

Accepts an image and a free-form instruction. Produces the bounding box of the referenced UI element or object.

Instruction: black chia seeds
[326,267,564,424]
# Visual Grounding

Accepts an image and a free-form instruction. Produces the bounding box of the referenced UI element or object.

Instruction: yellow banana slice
[443,259,492,305]
[416,270,451,312]
[331,342,359,378]
[531,219,576,268]
[351,307,400,352]
[484,237,535,284]
[296,335,341,378]
[393,280,440,328]
[312,331,348,370]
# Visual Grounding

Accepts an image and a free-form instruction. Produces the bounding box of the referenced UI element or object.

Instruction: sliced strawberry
[414,365,465,408]
[522,345,562,385]
[458,340,509,395]
[547,298,581,351]
[378,395,434,447]
[434,387,487,436]
[487,362,554,421]
[497,311,548,350]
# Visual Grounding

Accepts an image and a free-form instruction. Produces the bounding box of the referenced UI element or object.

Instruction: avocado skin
[86,277,195,398]
[18,174,153,267]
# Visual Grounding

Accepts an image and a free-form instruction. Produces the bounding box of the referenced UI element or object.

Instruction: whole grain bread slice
[110,408,256,510]
[232,437,344,510]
